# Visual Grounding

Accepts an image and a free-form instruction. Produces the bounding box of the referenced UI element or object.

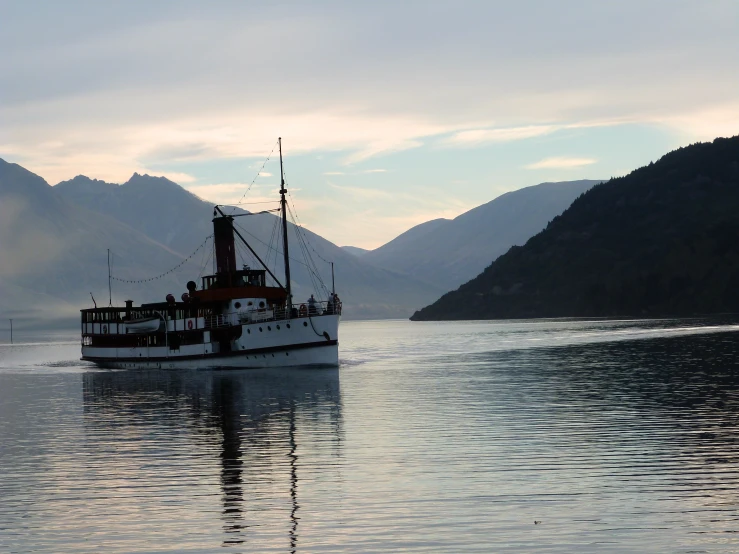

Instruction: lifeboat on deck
[123,316,161,334]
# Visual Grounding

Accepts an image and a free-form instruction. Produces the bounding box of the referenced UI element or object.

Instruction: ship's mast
[279,138,292,309]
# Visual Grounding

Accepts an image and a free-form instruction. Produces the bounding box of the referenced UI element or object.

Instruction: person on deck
[308,294,318,315]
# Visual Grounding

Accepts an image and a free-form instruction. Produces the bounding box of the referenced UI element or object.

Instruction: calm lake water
[3,318,739,552]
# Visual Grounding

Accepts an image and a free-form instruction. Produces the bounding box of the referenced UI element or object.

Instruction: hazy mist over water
[3,318,739,552]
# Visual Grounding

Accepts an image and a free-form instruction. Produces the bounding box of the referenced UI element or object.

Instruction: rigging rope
[232,221,326,275]
[286,203,329,298]
[232,208,281,216]
[209,147,336,302]
[279,172,332,298]
[286,189,334,266]
[229,140,279,213]
[111,235,213,284]
[265,213,281,279]
[285,197,330,296]
[197,239,214,282]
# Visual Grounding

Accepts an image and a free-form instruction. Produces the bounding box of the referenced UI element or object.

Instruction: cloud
[323,171,345,176]
[654,102,739,142]
[2,105,461,183]
[525,157,597,170]
[444,125,557,146]
[151,171,196,184]
[441,119,634,148]
[1,2,738,247]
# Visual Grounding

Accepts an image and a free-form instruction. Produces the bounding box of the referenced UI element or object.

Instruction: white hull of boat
[82,314,340,370]
[85,342,338,370]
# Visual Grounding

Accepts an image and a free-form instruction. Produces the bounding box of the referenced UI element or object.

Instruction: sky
[1,1,738,248]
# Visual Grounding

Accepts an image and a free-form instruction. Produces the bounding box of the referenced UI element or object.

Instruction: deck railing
[203,314,234,328]
[204,300,341,328]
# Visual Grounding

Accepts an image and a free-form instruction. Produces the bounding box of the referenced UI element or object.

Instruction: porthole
[247,329,251,334]
[286,324,291,329]
[267,326,271,331]
[259,327,263,332]
[234,302,241,309]
[303,322,308,327]
[276,325,280,330]
[286,352,289,356]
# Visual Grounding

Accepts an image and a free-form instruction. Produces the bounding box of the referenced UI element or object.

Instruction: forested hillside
[412,136,739,320]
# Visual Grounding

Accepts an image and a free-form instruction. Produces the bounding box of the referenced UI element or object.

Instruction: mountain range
[2,166,444,325]
[0,159,186,325]
[358,180,600,291]
[0,156,603,328]
[412,136,739,320]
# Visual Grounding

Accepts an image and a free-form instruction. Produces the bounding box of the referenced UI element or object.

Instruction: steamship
[80,139,341,369]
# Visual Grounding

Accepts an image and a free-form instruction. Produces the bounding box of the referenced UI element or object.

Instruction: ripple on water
[2,318,739,552]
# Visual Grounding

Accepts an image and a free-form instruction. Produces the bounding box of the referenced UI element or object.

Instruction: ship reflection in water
[81,367,341,551]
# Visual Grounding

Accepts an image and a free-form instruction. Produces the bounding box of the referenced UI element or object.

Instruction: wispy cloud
[2,2,738,247]
[525,157,597,169]
[2,106,460,183]
[443,125,557,146]
[323,171,345,176]
[149,170,197,183]
[654,102,739,142]
[440,119,634,148]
